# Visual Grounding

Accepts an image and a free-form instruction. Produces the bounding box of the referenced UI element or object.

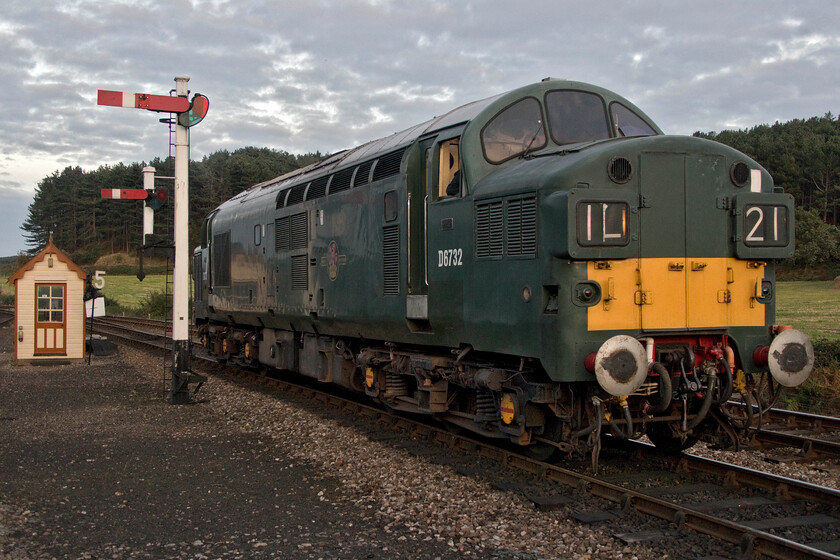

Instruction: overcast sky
[1,0,839,257]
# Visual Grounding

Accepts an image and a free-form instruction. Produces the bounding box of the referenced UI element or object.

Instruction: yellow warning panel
[685,258,728,328]
[586,260,641,331]
[638,258,687,330]
[587,258,768,331]
[727,259,766,327]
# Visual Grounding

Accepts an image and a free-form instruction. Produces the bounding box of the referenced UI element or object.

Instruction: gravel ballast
[0,320,836,559]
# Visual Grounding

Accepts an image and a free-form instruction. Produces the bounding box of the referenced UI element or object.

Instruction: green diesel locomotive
[194,79,814,462]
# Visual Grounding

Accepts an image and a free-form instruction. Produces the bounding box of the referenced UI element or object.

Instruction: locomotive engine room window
[610,102,657,138]
[254,224,262,246]
[481,98,546,164]
[212,231,231,287]
[438,138,461,198]
[384,190,398,222]
[545,90,610,145]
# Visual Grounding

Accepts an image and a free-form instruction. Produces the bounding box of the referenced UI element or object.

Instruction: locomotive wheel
[646,422,698,453]
[524,419,563,462]
[525,441,557,462]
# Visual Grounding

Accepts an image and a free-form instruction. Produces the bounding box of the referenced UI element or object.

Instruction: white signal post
[97,76,209,404]
[170,76,192,404]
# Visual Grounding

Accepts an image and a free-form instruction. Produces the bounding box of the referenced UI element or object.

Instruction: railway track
[0,306,13,326]
[91,316,840,560]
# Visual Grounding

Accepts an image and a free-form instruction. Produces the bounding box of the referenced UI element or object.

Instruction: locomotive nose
[594,335,648,396]
[767,328,814,387]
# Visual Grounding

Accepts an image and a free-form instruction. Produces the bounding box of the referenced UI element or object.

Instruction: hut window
[36,284,64,323]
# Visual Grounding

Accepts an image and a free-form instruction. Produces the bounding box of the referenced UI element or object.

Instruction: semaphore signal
[97,90,191,113]
[96,76,208,405]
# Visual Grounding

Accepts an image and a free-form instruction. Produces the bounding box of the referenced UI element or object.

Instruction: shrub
[781,339,840,413]
[136,290,173,320]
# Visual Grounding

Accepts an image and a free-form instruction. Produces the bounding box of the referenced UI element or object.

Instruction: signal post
[170,77,193,404]
[97,76,209,404]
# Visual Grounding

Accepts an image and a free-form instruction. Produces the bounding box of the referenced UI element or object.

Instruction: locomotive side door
[638,153,729,330]
[202,211,217,294]
[405,137,434,327]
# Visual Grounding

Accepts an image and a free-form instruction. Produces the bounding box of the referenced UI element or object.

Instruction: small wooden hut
[7,237,87,362]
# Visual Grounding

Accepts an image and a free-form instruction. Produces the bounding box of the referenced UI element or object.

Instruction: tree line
[18,114,840,275]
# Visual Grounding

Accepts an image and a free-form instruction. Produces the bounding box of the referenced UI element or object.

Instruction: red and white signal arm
[101,188,149,200]
[97,90,190,113]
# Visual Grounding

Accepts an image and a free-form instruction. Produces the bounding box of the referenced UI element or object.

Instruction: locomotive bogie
[194,79,814,462]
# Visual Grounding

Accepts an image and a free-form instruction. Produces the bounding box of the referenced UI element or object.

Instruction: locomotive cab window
[610,102,657,138]
[201,211,217,249]
[438,138,461,198]
[481,97,546,164]
[545,90,610,145]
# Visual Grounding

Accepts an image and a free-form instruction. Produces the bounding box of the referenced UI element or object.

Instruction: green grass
[0,276,12,298]
[775,281,840,342]
[99,274,169,309]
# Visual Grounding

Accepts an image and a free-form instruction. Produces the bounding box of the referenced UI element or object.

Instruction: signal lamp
[147,189,168,210]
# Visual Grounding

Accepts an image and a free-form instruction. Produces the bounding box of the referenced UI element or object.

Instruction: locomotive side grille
[475,201,504,258]
[193,252,203,301]
[212,232,231,287]
[506,196,537,256]
[354,161,373,187]
[286,183,307,206]
[290,212,308,250]
[307,176,328,200]
[371,148,406,183]
[382,224,400,296]
[275,217,290,251]
[291,254,308,290]
[330,168,353,194]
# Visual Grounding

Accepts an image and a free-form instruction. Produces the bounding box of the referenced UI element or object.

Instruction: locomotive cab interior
[436,137,461,199]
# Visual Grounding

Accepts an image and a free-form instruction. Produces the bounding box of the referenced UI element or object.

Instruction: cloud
[0,0,840,255]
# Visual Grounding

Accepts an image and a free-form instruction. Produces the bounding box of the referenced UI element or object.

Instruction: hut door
[34,283,66,355]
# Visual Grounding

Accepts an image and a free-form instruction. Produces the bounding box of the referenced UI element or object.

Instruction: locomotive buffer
[97,77,209,404]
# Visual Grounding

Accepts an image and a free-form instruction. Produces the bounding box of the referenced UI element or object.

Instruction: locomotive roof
[246,93,501,194]
[233,79,657,203]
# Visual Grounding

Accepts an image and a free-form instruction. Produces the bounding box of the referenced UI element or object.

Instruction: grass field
[0,277,12,299]
[775,281,840,342]
[98,274,169,309]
